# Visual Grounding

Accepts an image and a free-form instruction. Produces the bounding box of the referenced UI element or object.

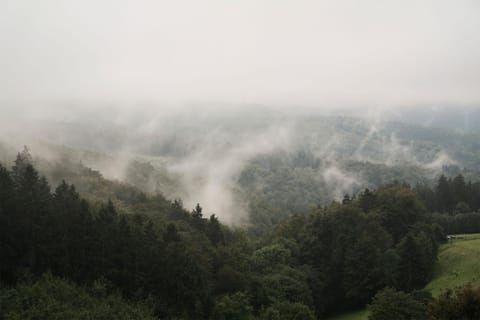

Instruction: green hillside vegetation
[3,144,480,319]
[330,233,480,320]
[0,274,157,320]
[426,234,480,296]
[4,113,480,238]
[0,149,449,319]
[328,310,368,320]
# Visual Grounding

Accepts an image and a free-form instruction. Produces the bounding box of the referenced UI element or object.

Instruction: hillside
[425,234,480,296]
[330,233,480,320]
[0,154,451,319]
[2,1,479,318]
[4,113,480,231]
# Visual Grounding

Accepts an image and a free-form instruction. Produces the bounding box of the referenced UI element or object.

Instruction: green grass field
[425,233,480,296]
[327,310,369,320]
[328,233,480,320]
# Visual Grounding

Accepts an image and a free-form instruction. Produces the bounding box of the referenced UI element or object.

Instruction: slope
[425,233,480,296]
[329,233,480,320]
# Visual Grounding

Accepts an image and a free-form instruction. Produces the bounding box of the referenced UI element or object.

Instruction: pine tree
[0,164,16,283]
[207,214,224,246]
[435,175,453,212]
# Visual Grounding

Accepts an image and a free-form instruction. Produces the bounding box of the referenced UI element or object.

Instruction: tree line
[416,174,480,214]
[368,285,480,320]
[414,174,480,235]
[0,149,477,319]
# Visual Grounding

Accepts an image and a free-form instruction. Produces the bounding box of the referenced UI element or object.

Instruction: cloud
[165,124,294,224]
[422,152,456,171]
[322,165,361,200]
[1,0,479,107]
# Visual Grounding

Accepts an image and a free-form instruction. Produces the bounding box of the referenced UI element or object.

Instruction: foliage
[295,184,438,316]
[0,149,454,319]
[0,273,157,320]
[417,174,480,215]
[368,287,426,320]
[427,285,480,320]
[0,154,227,318]
[212,292,253,320]
[425,234,480,296]
[259,302,316,320]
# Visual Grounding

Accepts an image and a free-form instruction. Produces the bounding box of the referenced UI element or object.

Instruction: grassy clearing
[425,233,480,296]
[328,233,480,320]
[326,309,369,320]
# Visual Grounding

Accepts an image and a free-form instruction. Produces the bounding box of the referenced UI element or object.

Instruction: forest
[2,0,480,318]
[2,147,480,319]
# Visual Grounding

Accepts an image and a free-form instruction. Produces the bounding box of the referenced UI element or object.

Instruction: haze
[1,0,480,108]
[1,1,480,224]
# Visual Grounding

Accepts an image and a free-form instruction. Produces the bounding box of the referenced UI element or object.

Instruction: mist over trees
[2,107,480,319]
[4,145,479,319]
[2,111,480,228]
[0,99,479,320]
[2,0,480,317]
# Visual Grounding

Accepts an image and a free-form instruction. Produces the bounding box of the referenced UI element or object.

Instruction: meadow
[329,233,480,320]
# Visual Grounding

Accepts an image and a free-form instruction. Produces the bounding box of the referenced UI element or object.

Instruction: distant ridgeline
[2,113,480,234]
[2,148,480,319]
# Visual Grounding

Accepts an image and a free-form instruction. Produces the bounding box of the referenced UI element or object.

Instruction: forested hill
[2,113,480,232]
[2,148,480,319]
[2,0,479,317]
[1,115,480,319]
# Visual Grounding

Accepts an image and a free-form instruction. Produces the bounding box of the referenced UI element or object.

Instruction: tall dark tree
[395,232,435,292]
[376,185,426,242]
[191,203,206,230]
[435,175,453,213]
[0,164,16,283]
[207,214,224,246]
[451,174,467,207]
[358,188,376,213]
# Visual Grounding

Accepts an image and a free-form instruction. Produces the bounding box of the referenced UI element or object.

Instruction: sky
[1,0,480,108]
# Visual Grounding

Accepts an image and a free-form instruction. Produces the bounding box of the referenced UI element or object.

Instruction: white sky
[1,0,480,108]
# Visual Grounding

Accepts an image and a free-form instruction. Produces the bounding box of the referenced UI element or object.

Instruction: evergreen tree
[435,175,453,213]
[207,214,224,246]
[395,232,434,291]
[451,174,467,207]
[0,164,16,283]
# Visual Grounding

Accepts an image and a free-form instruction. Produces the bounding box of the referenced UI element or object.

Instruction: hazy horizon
[2,3,480,317]
[2,0,480,109]
[2,1,480,224]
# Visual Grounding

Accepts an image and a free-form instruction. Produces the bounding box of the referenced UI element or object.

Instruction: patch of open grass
[329,233,480,320]
[425,233,480,296]
[326,309,369,320]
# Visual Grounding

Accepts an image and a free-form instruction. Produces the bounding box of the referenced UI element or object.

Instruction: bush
[428,285,480,320]
[260,302,316,320]
[0,273,157,320]
[368,287,426,320]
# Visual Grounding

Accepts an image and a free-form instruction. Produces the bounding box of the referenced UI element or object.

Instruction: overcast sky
[1,0,480,108]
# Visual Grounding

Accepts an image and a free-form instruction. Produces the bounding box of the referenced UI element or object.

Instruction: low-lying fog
[0,105,477,224]
[1,1,480,223]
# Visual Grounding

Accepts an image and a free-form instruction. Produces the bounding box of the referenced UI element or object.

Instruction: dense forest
[2,147,480,319]
[2,0,480,317]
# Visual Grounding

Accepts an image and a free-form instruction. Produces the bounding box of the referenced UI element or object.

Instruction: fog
[1,0,480,107]
[0,105,468,223]
[1,1,480,223]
